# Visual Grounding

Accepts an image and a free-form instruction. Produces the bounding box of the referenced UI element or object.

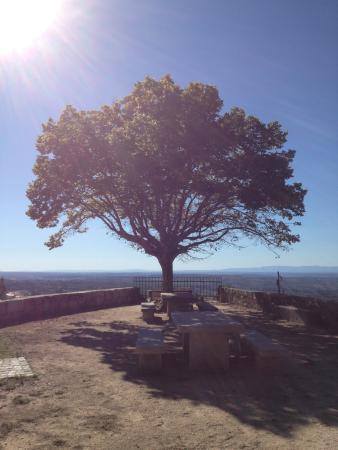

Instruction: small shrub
[12,395,31,405]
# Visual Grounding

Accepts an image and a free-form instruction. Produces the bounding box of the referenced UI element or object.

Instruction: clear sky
[0,0,337,271]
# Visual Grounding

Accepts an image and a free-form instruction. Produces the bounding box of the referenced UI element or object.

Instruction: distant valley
[1,270,338,301]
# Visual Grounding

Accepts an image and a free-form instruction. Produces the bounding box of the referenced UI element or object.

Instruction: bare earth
[0,304,338,450]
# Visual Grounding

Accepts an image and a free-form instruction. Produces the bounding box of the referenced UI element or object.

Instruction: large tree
[27,76,306,291]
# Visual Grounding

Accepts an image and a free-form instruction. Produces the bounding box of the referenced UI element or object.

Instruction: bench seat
[147,289,193,312]
[241,330,289,371]
[196,301,218,312]
[141,302,156,321]
[136,328,165,371]
[276,305,319,327]
[141,301,156,308]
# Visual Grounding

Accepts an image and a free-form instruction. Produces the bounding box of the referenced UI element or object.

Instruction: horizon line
[1,264,338,274]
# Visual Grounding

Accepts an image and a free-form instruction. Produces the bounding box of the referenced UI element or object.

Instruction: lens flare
[0,0,63,55]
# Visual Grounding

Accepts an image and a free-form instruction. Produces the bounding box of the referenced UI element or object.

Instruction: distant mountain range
[220,266,338,274]
[1,266,337,276]
[1,266,337,299]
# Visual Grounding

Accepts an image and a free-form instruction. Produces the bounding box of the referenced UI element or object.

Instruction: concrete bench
[135,328,165,371]
[161,293,195,319]
[241,330,289,371]
[141,302,156,321]
[147,288,192,300]
[276,305,319,327]
[196,301,218,312]
[147,289,193,312]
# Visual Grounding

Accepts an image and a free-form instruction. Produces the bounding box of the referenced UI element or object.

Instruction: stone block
[135,328,165,372]
[138,353,162,371]
[241,330,289,372]
[189,331,229,370]
[276,305,320,326]
[141,303,156,322]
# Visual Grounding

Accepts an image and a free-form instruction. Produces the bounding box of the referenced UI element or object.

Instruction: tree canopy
[27,75,306,290]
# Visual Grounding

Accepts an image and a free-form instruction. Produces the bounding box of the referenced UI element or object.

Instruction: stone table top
[161,292,195,301]
[0,357,34,380]
[171,311,244,334]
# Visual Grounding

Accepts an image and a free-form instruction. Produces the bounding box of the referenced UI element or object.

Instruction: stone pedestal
[136,328,164,372]
[141,302,156,322]
[138,354,162,371]
[188,331,229,370]
[162,293,194,319]
[183,333,190,362]
[142,308,155,321]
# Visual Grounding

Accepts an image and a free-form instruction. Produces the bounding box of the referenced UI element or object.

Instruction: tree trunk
[158,255,174,292]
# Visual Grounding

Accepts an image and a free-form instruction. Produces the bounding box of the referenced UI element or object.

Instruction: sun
[0,0,63,55]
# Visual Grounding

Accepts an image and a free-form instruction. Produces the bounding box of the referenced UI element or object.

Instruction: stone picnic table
[171,311,244,370]
[160,292,195,318]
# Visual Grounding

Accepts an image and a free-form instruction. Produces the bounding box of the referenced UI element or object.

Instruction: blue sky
[0,0,337,271]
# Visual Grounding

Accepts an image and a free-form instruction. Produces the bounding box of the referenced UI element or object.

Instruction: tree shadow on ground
[60,312,338,438]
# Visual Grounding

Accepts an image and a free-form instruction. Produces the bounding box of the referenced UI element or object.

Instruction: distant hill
[1,266,338,278]
[220,266,338,274]
[0,269,337,300]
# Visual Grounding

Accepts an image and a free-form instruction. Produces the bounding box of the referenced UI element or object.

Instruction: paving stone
[0,357,34,380]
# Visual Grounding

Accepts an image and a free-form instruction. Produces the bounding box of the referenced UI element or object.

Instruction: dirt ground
[0,303,338,450]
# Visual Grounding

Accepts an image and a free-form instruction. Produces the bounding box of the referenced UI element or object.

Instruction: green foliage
[27,75,306,278]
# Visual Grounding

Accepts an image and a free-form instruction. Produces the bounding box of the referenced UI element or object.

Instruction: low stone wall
[0,287,140,329]
[218,287,338,333]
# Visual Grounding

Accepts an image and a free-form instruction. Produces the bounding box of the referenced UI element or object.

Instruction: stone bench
[147,289,193,312]
[196,301,218,312]
[275,305,320,327]
[141,302,156,321]
[161,293,195,319]
[241,330,289,371]
[147,288,192,301]
[135,328,165,371]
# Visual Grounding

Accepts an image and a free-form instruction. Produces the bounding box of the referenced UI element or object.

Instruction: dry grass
[0,335,14,359]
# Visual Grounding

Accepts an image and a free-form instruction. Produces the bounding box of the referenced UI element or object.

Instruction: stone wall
[0,287,140,328]
[218,287,338,333]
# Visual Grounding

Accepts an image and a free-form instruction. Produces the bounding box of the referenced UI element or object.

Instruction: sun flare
[0,0,63,55]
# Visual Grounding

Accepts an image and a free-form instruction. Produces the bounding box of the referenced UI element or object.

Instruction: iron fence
[134,275,222,299]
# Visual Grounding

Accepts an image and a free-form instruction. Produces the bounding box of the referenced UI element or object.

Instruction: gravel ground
[0,304,338,449]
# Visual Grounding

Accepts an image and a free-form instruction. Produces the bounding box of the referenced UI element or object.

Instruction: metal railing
[134,275,222,299]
